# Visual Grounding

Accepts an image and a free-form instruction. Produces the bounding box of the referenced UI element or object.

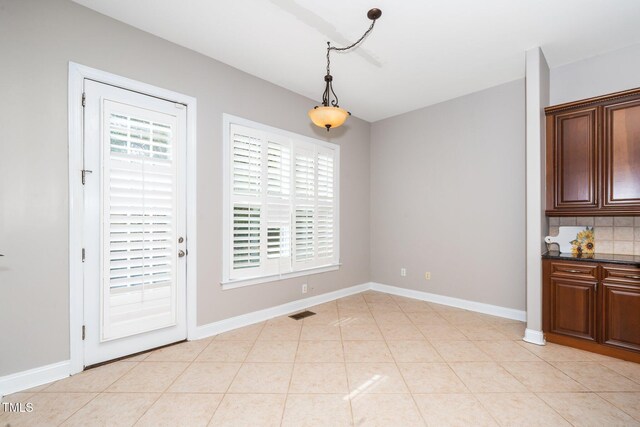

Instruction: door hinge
[81,169,92,185]
[82,92,86,107]
[82,248,85,262]
[82,325,86,340]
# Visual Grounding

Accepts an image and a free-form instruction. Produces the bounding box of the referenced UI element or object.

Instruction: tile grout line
[337,297,360,426]
[145,338,215,424]
[595,391,640,423]
[130,347,202,426]
[399,303,499,425]
[496,347,631,425]
[397,296,546,426]
[367,294,430,426]
[13,290,640,426]
[279,314,305,427]
[209,320,268,425]
[46,359,144,425]
[531,390,583,426]
[594,360,640,386]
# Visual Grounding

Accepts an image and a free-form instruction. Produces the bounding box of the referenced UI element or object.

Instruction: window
[222,115,340,288]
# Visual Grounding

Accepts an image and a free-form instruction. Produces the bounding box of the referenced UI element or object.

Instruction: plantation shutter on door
[103,101,178,341]
[226,120,339,283]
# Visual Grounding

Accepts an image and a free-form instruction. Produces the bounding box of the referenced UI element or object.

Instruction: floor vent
[288,310,316,320]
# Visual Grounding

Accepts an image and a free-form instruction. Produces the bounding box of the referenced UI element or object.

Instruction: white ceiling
[73,0,640,122]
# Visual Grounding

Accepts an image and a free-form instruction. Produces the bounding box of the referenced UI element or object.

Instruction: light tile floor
[2,290,640,426]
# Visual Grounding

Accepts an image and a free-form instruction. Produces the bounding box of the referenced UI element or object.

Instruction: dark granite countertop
[543,250,640,267]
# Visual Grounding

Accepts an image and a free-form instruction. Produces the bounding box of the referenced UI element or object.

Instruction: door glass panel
[103,104,177,341]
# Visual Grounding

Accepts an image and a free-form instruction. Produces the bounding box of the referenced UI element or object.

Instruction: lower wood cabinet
[601,281,640,352]
[549,276,597,341]
[543,258,640,362]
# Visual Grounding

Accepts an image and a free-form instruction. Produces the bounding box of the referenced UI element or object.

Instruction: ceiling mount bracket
[367,8,382,20]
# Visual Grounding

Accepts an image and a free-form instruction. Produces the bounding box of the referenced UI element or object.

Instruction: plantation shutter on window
[264,136,292,274]
[316,151,335,261]
[294,148,315,265]
[226,120,339,283]
[230,126,263,279]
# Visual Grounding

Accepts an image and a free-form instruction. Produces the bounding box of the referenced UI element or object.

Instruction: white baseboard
[193,282,371,340]
[2,280,530,397]
[370,282,527,322]
[0,360,70,398]
[523,328,546,345]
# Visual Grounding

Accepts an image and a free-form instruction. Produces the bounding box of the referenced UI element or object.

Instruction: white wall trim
[195,281,527,340]
[221,264,341,290]
[0,361,70,398]
[68,62,198,373]
[4,281,531,395]
[370,282,527,321]
[523,328,546,346]
[524,47,550,344]
[194,283,370,340]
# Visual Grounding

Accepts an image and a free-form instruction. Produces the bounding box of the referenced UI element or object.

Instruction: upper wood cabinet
[603,99,640,208]
[546,88,640,216]
[550,108,599,210]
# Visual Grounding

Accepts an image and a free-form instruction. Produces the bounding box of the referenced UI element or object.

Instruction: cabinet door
[603,99,640,209]
[550,108,599,210]
[549,277,597,341]
[601,282,640,352]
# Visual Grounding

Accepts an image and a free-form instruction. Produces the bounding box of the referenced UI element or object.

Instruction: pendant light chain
[324,18,378,108]
[328,18,377,56]
[309,8,381,131]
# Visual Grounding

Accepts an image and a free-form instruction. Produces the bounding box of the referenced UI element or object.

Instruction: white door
[83,80,187,366]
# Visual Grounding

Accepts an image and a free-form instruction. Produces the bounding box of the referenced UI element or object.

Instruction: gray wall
[370,79,526,311]
[550,43,640,105]
[0,0,370,376]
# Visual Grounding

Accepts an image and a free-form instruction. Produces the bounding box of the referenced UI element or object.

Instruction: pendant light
[308,8,382,131]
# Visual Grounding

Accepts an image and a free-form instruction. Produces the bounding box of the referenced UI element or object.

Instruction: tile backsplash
[547,216,640,256]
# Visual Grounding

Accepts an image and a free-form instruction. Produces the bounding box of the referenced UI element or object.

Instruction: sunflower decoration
[570,227,595,255]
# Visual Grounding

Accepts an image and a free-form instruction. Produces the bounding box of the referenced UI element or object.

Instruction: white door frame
[68,62,198,375]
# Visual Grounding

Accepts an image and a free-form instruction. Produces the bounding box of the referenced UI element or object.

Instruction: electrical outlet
[302,283,308,294]
[424,272,431,280]
[400,268,407,277]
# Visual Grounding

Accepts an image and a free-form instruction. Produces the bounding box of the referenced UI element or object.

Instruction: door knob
[178,250,186,258]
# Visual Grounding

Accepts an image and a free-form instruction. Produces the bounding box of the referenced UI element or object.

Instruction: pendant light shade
[308,106,351,131]
[309,8,381,131]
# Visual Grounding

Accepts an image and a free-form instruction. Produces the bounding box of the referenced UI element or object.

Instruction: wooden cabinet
[543,258,640,362]
[544,261,598,341]
[603,99,640,208]
[549,108,599,210]
[601,266,640,352]
[549,276,597,341]
[546,88,640,216]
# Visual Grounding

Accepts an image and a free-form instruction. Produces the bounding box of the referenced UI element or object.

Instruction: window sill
[221,263,341,290]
